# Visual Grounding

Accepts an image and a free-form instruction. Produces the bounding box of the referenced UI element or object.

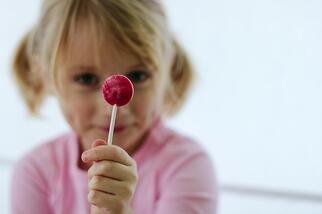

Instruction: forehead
[58,19,139,71]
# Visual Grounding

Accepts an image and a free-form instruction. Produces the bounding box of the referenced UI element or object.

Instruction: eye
[125,70,150,84]
[73,73,99,86]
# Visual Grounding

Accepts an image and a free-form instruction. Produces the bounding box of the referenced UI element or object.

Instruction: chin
[112,137,130,147]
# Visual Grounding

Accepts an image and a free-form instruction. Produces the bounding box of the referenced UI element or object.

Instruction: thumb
[91,139,106,148]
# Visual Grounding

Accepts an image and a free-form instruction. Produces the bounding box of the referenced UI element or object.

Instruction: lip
[103,125,127,133]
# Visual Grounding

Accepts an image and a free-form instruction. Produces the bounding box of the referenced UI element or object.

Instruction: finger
[90,205,109,214]
[81,140,106,166]
[89,175,134,200]
[82,145,134,166]
[88,190,123,211]
[88,160,137,182]
[92,139,106,148]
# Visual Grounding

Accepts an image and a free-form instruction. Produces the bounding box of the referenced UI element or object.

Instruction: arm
[155,153,218,214]
[11,156,52,214]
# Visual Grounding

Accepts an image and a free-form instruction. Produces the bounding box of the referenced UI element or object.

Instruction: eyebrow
[67,63,148,74]
[66,65,97,72]
[126,63,147,71]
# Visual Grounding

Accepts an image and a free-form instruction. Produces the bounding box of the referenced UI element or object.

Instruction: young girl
[11,0,217,213]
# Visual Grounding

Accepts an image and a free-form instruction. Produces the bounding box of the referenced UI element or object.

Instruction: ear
[161,46,177,116]
[30,55,55,95]
[29,55,45,95]
[162,70,176,116]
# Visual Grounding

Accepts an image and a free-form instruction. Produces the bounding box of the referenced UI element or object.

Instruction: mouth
[103,125,127,133]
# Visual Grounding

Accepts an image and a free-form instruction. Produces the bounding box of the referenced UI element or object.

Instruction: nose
[96,92,130,120]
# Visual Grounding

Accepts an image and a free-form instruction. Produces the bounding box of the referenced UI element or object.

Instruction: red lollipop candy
[102,75,134,106]
[102,75,134,145]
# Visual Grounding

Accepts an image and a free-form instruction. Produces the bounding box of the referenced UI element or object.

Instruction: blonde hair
[12,0,194,116]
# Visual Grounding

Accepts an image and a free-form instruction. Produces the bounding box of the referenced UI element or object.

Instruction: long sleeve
[11,155,53,214]
[155,153,218,214]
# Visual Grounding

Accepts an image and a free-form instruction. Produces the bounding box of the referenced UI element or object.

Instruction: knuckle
[90,176,101,188]
[133,171,139,181]
[128,174,135,183]
[110,146,120,160]
[102,161,112,172]
[122,185,133,198]
[129,171,138,183]
[88,190,99,204]
[92,148,100,157]
[133,176,138,185]
[88,166,94,178]
[132,160,138,169]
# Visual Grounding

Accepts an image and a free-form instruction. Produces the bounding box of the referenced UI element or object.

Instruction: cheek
[59,96,95,131]
[131,86,165,121]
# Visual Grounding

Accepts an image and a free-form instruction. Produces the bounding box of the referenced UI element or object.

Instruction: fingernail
[82,152,89,162]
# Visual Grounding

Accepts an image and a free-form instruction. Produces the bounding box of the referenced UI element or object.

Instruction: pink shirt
[11,121,217,213]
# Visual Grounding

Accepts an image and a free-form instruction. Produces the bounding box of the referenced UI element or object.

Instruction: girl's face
[55,25,172,154]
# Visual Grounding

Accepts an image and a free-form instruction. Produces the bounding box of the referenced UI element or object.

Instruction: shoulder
[12,132,75,182]
[10,133,74,213]
[154,125,216,177]
[160,126,212,164]
[155,126,218,210]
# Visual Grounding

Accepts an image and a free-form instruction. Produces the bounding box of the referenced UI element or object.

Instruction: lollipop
[102,75,134,144]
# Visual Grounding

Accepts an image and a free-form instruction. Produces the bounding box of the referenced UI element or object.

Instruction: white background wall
[1,0,322,213]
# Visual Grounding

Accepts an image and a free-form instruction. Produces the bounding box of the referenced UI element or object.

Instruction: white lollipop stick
[107,104,118,145]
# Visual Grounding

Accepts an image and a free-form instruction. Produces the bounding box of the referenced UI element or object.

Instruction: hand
[81,140,138,214]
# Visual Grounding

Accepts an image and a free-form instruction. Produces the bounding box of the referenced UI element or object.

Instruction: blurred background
[1,0,322,213]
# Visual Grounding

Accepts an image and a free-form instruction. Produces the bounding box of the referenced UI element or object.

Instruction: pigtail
[12,31,44,115]
[166,38,195,116]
